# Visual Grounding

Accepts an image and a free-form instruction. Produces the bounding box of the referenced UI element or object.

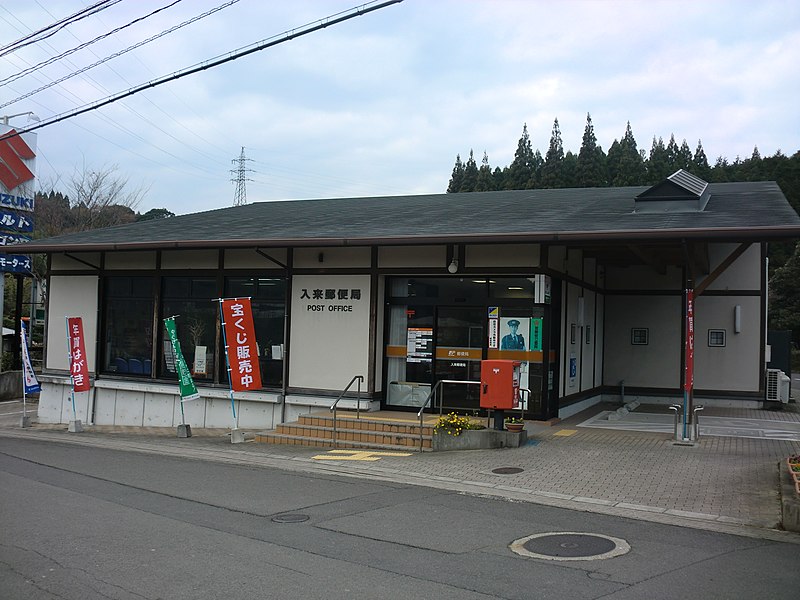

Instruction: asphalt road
[1,436,799,600]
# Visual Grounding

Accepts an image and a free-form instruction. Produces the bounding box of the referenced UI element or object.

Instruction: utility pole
[230,147,254,206]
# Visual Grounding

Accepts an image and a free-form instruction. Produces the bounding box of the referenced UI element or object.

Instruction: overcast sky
[2,0,798,215]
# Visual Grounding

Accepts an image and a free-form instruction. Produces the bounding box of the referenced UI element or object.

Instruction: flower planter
[432,428,527,451]
[505,423,524,432]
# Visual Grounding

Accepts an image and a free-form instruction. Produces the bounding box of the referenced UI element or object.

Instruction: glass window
[161,277,218,381]
[390,277,488,303]
[103,276,154,376]
[631,328,649,345]
[224,277,286,387]
[489,277,535,299]
[708,329,726,347]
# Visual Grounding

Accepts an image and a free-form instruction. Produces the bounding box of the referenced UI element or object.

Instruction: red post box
[480,360,521,410]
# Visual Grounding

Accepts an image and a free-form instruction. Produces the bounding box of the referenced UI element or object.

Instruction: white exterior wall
[161,249,218,269]
[45,275,99,371]
[699,244,761,291]
[51,253,101,270]
[694,295,761,392]
[294,247,371,268]
[105,251,157,270]
[603,295,682,388]
[465,244,540,267]
[378,246,445,268]
[224,248,287,269]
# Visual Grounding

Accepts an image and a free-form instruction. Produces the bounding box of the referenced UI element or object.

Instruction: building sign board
[0,253,31,274]
[0,209,33,232]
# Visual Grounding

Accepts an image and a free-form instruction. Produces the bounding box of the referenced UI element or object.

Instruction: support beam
[626,244,667,274]
[694,242,751,296]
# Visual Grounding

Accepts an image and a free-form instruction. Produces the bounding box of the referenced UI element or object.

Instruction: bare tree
[66,162,149,231]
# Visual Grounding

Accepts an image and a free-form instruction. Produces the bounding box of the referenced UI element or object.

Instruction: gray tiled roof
[17,181,800,252]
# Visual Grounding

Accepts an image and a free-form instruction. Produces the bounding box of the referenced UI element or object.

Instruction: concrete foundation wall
[35,375,375,429]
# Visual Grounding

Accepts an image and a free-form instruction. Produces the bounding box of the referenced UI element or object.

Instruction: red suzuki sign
[67,317,90,392]
[684,289,694,392]
[220,298,262,391]
[0,129,35,191]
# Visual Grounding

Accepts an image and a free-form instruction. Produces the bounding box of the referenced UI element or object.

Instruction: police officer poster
[500,317,528,350]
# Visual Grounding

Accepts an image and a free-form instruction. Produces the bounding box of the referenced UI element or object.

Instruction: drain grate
[492,467,524,474]
[510,532,630,561]
[271,513,310,523]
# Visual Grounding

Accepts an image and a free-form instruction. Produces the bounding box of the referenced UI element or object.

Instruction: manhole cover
[510,532,630,561]
[492,467,524,474]
[271,513,310,523]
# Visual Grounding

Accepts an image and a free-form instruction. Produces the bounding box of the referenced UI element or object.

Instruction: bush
[433,412,485,436]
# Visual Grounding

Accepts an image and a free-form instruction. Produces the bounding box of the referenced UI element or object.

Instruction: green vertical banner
[164,317,199,402]
[530,317,543,351]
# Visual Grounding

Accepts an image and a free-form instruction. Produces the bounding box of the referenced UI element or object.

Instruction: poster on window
[220,298,262,391]
[406,327,433,363]
[66,317,90,392]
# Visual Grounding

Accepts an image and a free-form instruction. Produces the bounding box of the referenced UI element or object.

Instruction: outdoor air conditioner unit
[766,368,791,403]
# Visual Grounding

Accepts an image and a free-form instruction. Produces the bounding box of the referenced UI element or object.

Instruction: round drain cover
[492,467,524,474]
[510,532,630,561]
[271,513,310,523]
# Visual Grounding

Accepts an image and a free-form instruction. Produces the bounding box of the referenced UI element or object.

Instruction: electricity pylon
[231,146,254,206]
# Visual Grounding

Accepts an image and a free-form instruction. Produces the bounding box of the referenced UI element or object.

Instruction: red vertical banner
[66,317,90,392]
[221,298,262,391]
[684,289,694,392]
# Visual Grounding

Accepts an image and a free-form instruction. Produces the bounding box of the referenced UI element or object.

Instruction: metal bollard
[668,404,682,441]
[692,405,704,440]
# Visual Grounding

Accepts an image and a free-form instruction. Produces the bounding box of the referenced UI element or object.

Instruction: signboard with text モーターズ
[66,317,90,392]
[221,298,262,391]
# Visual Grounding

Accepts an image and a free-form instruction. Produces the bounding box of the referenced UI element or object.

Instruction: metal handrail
[329,375,364,448]
[416,379,480,452]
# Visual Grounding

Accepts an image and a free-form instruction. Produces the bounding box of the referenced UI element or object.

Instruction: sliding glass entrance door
[434,307,484,411]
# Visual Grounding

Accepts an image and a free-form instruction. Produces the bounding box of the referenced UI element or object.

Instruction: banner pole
[65,317,78,425]
[20,321,26,421]
[163,315,198,438]
[218,299,237,429]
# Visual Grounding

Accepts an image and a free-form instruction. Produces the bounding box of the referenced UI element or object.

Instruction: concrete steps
[254,413,434,451]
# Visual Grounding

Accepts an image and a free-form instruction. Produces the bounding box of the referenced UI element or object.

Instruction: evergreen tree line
[447,114,800,216]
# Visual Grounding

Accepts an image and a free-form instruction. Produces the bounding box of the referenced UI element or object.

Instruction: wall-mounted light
[447,258,458,274]
[734,305,741,333]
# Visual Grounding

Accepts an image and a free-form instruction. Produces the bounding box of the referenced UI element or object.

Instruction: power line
[0,0,243,110]
[0,0,184,88]
[1,0,405,141]
[0,0,122,58]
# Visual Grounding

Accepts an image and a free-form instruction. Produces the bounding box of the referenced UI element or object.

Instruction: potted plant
[505,416,525,432]
[788,454,800,485]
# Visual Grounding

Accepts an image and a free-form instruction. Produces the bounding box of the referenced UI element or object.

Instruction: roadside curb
[779,460,800,533]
